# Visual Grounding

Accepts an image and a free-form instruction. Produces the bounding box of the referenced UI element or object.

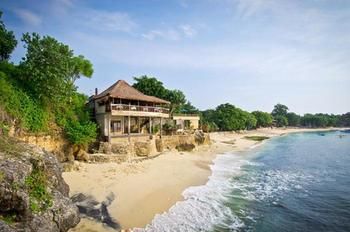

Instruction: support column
[138,117,141,134]
[160,117,163,138]
[149,117,152,134]
[107,114,111,143]
[128,116,131,142]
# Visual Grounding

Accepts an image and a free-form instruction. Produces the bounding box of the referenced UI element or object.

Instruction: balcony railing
[111,104,169,114]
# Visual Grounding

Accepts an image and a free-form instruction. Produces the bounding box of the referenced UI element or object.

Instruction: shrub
[0,72,48,132]
[25,165,52,213]
[65,120,97,147]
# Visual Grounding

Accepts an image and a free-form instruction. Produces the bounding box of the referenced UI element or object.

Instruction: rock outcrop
[0,137,80,232]
[194,130,211,145]
[134,141,151,157]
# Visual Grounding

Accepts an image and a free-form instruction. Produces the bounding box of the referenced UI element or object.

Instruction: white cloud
[13,8,42,26]
[78,10,137,32]
[142,24,197,41]
[180,24,197,38]
[70,32,350,84]
[235,0,276,18]
[142,29,181,41]
[50,0,75,15]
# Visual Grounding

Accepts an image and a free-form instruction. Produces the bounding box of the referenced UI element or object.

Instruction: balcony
[110,104,170,118]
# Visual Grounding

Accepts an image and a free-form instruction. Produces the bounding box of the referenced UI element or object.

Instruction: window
[111,120,122,133]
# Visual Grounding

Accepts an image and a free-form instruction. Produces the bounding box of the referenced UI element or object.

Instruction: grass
[244,136,270,141]
[0,136,27,156]
[0,213,16,224]
[25,163,53,213]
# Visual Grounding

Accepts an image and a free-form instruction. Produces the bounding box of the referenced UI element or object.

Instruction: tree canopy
[19,33,93,105]
[271,103,289,127]
[0,13,97,147]
[272,103,289,117]
[201,103,257,131]
[286,112,301,127]
[132,75,187,114]
[252,111,273,128]
[0,11,17,61]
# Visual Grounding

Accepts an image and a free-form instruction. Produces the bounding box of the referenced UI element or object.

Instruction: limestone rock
[194,130,211,145]
[155,139,164,152]
[0,138,80,232]
[75,150,89,162]
[175,143,196,152]
[134,141,151,157]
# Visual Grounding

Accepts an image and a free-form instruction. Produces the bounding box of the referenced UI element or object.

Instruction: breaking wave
[134,153,247,232]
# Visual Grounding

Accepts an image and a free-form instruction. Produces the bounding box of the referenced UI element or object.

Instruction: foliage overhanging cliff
[0,11,97,148]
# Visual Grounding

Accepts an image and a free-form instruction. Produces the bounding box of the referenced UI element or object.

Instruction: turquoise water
[139,130,350,232]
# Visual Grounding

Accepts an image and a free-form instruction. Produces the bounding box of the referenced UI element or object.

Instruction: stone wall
[96,131,211,160]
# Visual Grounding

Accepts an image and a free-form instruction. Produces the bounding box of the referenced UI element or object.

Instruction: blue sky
[1,0,350,114]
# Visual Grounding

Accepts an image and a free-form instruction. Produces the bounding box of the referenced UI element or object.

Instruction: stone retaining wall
[95,131,211,161]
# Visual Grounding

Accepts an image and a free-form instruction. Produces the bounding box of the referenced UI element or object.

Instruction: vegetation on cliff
[0,136,80,231]
[0,12,96,147]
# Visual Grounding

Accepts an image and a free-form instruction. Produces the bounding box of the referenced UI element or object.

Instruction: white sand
[64,128,338,231]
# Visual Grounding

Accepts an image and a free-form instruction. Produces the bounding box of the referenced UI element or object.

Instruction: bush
[0,71,48,132]
[25,165,53,213]
[65,120,97,147]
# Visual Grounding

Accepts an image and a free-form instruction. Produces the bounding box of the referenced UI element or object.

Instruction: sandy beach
[63,128,339,231]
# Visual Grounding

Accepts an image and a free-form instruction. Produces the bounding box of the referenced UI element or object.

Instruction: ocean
[138,130,350,232]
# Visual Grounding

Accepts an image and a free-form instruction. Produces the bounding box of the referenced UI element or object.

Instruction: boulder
[155,139,164,152]
[194,130,211,145]
[175,143,196,152]
[134,141,151,157]
[75,149,89,162]
[0,137,80,232]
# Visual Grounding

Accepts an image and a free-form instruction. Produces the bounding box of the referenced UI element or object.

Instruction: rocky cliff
[0,136,80,232]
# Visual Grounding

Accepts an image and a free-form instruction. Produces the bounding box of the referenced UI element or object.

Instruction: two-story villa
[89,80,171,142]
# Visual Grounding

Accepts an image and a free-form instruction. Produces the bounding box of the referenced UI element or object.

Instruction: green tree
[243,112,257,130]
[132,75,167,99]
[275,115,288,127]
[166,89,186,114]
[0,12,17,61]
[19,33,93,105]
[286,112,301,127]
[252,111,273,128]
[179,101,199,114]
[215,103,247,131]
[272,103,289,117]
[133,75,188,114]
[200,109,218,132]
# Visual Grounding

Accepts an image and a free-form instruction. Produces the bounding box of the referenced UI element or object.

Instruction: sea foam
[134,152,247,232]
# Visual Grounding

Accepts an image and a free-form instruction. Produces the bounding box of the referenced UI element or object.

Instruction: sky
[1,0,350,114]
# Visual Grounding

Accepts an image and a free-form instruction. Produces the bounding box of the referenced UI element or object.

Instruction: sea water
[138,130,350,232]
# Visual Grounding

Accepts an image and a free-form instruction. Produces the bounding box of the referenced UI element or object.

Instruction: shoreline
[64,127,346,231]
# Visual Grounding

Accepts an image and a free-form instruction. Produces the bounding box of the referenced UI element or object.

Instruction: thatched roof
[93,80,170,104]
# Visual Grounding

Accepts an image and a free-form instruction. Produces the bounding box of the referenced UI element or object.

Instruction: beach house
[89,80,171,142]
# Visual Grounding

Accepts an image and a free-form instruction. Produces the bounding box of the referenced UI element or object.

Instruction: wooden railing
[110,104,169,114]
